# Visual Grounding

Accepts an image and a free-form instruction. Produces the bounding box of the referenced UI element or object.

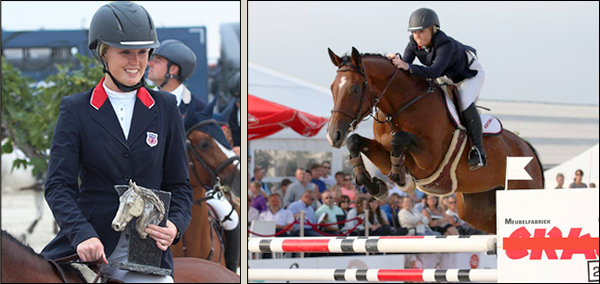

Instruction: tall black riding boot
[224,222,240,272]
[462,103,487,170]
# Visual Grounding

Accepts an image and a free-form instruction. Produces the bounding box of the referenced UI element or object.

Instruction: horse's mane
[138,186,164,211]
[339,52,391,64]
[1,230,42,258]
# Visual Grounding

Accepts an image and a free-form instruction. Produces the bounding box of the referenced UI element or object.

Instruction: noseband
[331,61,398,132]
[185,119,239,200]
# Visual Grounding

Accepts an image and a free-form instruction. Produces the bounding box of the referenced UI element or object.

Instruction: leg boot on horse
[347,134,389,199]
[463,103,487,170]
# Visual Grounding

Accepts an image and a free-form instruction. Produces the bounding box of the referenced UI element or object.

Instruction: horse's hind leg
[346,134,389,199]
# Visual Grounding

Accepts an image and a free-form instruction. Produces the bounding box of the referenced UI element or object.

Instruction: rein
[48,254,106,283]
[333,57,439,135]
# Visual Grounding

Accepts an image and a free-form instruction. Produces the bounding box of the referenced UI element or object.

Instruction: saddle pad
[443,90,503,135]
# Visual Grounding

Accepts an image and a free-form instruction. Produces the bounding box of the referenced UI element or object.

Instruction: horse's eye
[197,140,211,151]
[352,85,361,93]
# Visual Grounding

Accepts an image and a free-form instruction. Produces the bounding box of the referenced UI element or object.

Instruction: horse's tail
[524,140,545,188]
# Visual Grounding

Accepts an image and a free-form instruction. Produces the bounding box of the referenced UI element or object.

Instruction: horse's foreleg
[347,134,389,200]
[390,131,417,193]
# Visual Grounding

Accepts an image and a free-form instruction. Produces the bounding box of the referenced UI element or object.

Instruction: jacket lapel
[128,89,157,145]
[91,99,129,149]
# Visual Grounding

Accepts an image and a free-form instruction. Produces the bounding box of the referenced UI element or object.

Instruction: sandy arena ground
[1,189,57,253]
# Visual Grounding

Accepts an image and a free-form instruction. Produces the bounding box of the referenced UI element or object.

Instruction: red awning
[248,94,329,140]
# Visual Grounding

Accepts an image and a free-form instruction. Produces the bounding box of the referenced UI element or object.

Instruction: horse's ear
[328,48,342,67]
[351,47,361,66]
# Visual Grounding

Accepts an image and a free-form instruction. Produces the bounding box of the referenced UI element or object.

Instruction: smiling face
[102,46,149,91]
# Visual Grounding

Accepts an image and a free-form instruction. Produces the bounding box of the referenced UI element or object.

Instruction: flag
[506,157,533,181]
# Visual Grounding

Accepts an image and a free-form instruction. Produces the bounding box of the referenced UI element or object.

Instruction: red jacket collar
[90,77,155,110]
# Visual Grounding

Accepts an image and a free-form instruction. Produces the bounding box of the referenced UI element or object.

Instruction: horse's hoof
[372,178,389,200]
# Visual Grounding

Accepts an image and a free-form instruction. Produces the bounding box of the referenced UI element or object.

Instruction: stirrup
[468,146,487,171]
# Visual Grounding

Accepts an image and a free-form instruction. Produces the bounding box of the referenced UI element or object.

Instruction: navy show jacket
[40,77,193,272]
[403,30,478,83]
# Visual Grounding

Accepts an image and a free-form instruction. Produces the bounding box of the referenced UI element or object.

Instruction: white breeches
[438,50,485,111]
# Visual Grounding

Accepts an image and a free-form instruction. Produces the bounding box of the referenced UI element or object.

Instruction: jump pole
[248,235,497,254]
[248,268,498,282]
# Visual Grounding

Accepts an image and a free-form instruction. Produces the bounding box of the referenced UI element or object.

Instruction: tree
[1,54,104,178]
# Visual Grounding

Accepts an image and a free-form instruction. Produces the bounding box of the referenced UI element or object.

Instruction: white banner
[497,189,599,283]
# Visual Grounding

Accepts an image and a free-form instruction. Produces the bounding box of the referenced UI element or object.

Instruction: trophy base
[118,262,172,276]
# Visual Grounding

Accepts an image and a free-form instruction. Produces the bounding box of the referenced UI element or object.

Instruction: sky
[1,1,240,62]
[249,1,600,106]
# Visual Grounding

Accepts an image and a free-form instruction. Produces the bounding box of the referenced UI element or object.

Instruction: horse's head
[184,99,241,199]
[327,47,402,148]
[111,180,144,232]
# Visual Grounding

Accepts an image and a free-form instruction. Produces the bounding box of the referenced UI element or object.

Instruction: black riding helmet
[151,39,197,89]
[88,1,160,92]
[407,8,440,32]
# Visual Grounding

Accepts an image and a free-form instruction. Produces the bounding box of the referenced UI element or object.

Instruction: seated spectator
[569,169,588,188]
[422,195,459,235]
[283,168,308,208]
[250,181,268,213]
[251,166,270,195]
[271,179,292,199]
[341,174,359,207]
[445,195,487,235]
[590,183,596,188]
[339,195,351,223]
[398,197,441,236]
[287,190,321,236]
[388,194,406,232]
[258,194,295,235]
[555,173,565,189]
[315,191,344,233]
[366,196,392,236]
[329,185,343,205]
[319,161,336,188]
[343,196,367,235]
[310,163,328,201]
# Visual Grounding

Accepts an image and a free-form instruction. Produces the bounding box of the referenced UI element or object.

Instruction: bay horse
[327,47,544,233]
[171,100,241,272]
[0,230,240,283]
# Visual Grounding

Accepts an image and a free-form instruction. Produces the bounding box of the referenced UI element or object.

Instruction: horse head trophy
[111,180,165,239]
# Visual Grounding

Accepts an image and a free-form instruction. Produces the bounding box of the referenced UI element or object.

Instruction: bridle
[331,55,437,135]
[184,119,239,261]
[185,119,239,204]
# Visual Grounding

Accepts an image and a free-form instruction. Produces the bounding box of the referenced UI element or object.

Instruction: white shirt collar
[171,84,185,106]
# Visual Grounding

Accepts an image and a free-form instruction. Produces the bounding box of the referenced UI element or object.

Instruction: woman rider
[387,8,487,170]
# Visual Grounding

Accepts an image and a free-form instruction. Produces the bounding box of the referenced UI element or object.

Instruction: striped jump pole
[248,268,498,282]
[248,235,497,254]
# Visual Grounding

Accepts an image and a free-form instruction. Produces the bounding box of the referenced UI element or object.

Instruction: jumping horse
[327,47,544,233]
[171,99,241,272]
[0,230,240,283]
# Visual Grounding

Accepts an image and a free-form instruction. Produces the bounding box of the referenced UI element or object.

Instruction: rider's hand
[146,220,177,251]
[76,237,108,264]
[386,52,397,60]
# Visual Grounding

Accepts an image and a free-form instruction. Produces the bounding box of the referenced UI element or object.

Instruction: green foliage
[1,54,104,177]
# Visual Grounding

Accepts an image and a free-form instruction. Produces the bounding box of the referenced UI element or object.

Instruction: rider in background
[387,8,487,170]
[147,39,206,117]
[41,2,192,282]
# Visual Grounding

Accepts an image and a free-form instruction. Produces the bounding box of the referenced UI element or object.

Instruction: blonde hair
[98,42,110,59]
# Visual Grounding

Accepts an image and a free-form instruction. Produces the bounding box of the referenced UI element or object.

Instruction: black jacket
[41,77,193,272]
[402,30,477,83]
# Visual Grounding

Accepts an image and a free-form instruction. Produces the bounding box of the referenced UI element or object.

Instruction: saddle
[49,254,123,283]
[391,82,503,196]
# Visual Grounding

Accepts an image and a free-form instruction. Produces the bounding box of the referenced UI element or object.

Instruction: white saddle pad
[443,89,502,135]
